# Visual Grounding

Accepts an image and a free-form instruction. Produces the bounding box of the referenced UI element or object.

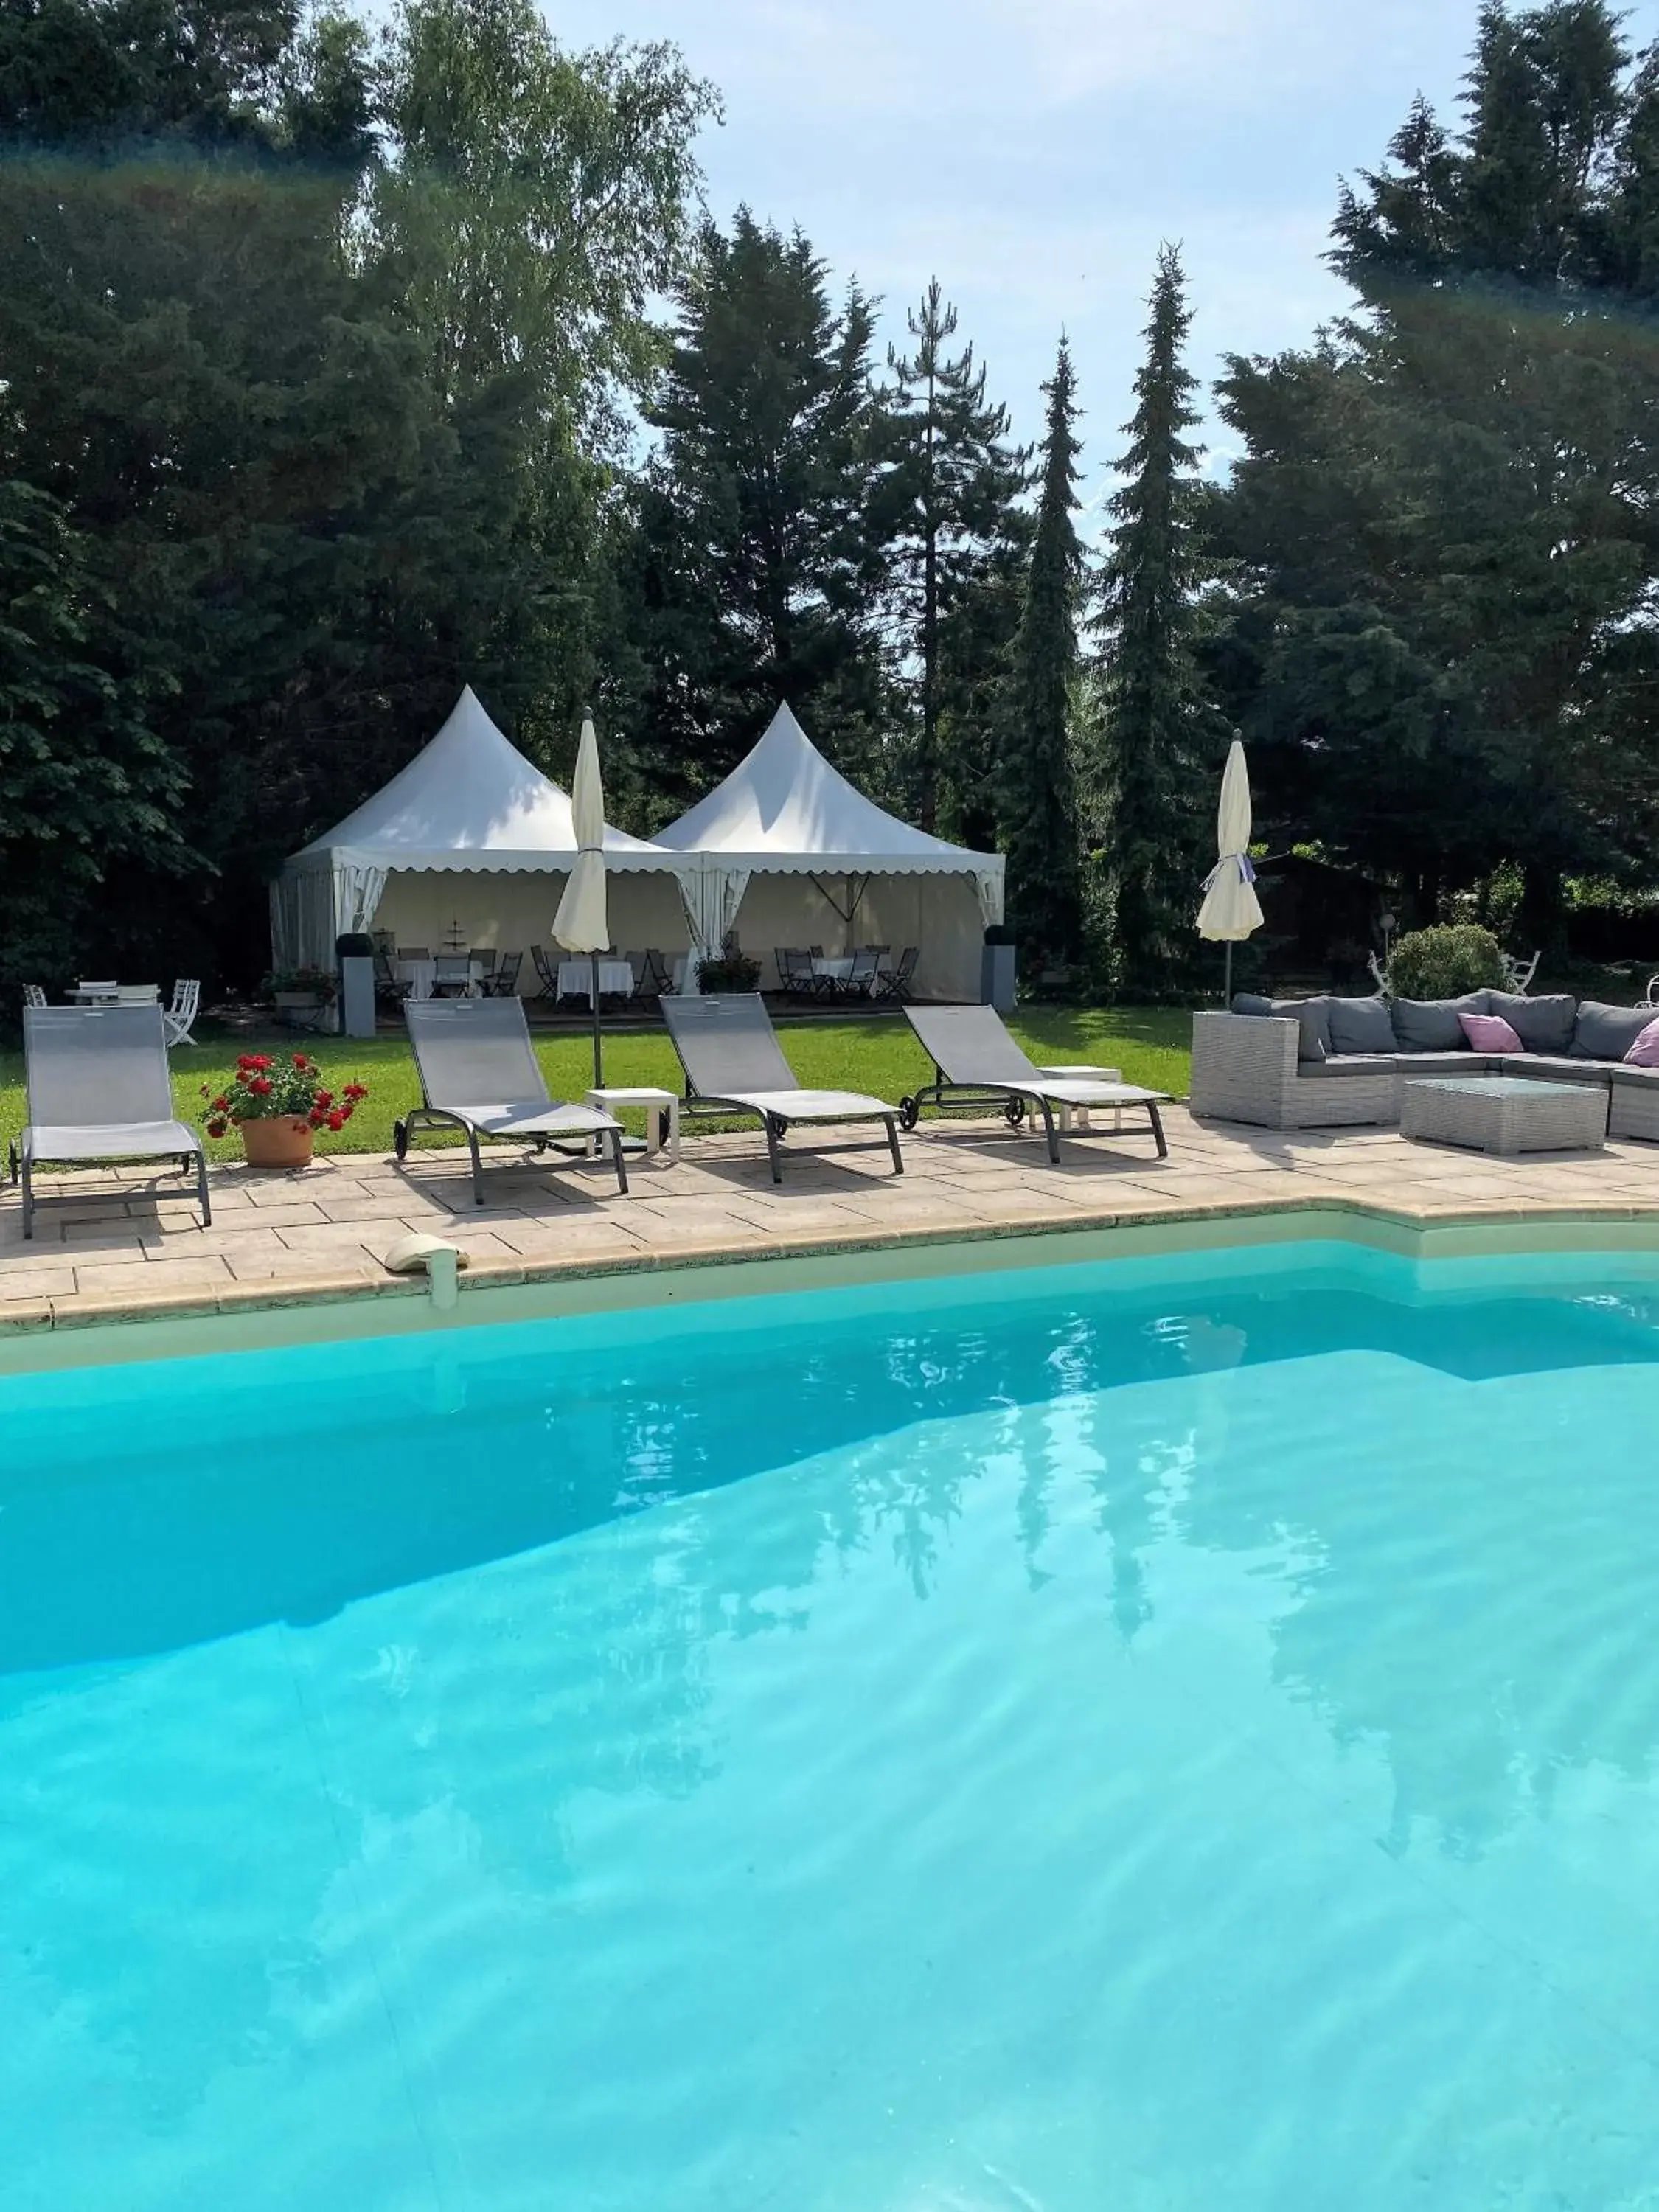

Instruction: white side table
[1030,1064,1123,1133]
[585,1085,681,1163]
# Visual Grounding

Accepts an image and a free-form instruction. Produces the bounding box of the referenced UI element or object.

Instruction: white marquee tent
[655,703,1004,1001]
[270,688,697,977]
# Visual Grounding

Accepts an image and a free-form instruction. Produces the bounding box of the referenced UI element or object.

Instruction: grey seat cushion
[1298,1054,1397,1080]
[1326,995,1395,1055]
[1571,1001,1655,1062]
[1231,993,1273,1017]
[1389,993,1489,1052]
[1484,990,1576,1054]
[1393,1051,1503,1077]
[1495,1054,1613,1088]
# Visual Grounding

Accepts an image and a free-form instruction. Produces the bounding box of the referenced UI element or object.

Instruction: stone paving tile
[72,1257,234,1301]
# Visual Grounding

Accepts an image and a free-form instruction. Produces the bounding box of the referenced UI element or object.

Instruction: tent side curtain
[270,861,386,972]
[974,863,1004,929]
[684,863,751,967]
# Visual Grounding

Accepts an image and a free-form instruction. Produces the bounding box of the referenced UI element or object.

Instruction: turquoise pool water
[5,1239,1659,2209]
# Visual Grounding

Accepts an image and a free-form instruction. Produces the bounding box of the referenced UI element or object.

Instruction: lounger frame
[664,994,905,1183]
[898,1005,1169,1165]
[396,999,627,1205]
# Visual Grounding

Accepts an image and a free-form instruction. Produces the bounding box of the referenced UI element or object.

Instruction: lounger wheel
[1004,1096,1026,1130]
[393,1117,409,1161]
[897,1094,921,1131]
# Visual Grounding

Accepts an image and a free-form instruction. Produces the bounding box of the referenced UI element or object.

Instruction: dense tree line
[4,0,1658,1001]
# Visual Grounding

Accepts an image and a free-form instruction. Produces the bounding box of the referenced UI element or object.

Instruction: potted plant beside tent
[204,1054,369,1169]
[695,933,762,994]
[262,966,338,1029]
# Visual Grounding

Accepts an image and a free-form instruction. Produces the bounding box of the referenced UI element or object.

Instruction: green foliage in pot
[695,951,763,992]
[1386,924,1506,999]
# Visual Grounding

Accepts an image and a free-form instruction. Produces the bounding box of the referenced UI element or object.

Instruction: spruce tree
[627,211,891,799]
[1097,243,1214,1000]
[997,338,1084,973]
[883,280,1028,830]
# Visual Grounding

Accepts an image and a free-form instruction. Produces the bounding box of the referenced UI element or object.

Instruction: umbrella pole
[1223,943,1233,1007]
[591,950,603,1089]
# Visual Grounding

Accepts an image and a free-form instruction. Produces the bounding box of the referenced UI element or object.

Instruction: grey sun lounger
[397,998,627,1203]
[662,992,904,1182]
[9,1003,210,1239]
[899,1001,1169,1164]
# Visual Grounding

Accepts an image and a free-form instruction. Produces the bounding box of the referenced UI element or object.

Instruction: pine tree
[627,210,891,799]
[997,338,1084,972]
[883,279,1028,830]
[1097,243,1214,1000]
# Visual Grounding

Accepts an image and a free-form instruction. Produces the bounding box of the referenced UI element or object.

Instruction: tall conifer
[1097,243,1213,999]
[997,338,1083,971]
[885,280,1027,830]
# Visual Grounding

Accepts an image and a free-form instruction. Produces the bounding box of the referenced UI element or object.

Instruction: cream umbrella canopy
[553,720,611,1088]
[1197,739,1265,1002]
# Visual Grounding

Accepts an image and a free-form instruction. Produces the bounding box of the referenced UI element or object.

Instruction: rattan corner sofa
[1190,990,1659,1141]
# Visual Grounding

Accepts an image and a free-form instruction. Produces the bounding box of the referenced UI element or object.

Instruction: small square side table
[585,1085,681,1162]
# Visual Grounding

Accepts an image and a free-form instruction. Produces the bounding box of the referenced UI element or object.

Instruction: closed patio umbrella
[1197,738,1264,1003]
[553,719,610,1088]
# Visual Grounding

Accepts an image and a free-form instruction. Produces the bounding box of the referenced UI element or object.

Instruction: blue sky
[551,0,1659,514]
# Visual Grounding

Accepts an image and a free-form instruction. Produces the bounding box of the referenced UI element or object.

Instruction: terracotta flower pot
[237,1115,315,1170]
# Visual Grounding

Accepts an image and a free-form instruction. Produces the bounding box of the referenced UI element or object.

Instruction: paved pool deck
[1,1105,1656,1331]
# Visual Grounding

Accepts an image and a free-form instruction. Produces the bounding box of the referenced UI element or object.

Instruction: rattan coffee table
[1399,1075,1607,1156]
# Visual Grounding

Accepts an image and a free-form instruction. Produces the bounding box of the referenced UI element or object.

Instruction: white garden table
[68,983,159,1005]
[584,1085,680,1162]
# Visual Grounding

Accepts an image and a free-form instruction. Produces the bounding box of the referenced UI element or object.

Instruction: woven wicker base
[1400,1078,1607,1156]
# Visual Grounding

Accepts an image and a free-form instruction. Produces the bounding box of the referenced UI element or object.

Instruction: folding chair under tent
[10,1003,210,1239]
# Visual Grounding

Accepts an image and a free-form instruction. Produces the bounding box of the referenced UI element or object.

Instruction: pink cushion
[1623,1015,1659,1067]
[1458,1011,1523,1053]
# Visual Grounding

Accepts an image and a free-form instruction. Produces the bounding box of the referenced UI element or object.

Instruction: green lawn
[0,1006,1193,1162]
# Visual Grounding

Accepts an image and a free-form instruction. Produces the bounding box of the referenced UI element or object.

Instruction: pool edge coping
[5,1191,1659,1373]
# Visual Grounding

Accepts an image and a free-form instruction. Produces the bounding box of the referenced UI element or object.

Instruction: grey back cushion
[1482,990,1576,1054]
[1389,992,1488,1052]
[1571,1001,1655,1062]
[1273,995,1332,1062]
[1326,995,1396,1056]
[1228,992,1329,1061]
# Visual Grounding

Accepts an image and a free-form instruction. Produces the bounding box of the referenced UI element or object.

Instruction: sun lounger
[10,1004,210,1239]
[398,998,627,1203]
[899,1001,1169,1163]
[661,992,904,1182]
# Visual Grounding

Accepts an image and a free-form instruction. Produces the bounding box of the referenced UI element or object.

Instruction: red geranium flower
[250,1076,272,1096]
[326,1110,345,1131]
[236,1056,254,1071]
[211,1095,229,1113]
[314,1089,333,1110]
[206,1119,227,1140]
[308,1110,324,1128]
[293,1053,309,1070]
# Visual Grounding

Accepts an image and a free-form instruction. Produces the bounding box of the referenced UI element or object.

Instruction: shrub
[1386,924,1505,1000]
[695,950,762,992]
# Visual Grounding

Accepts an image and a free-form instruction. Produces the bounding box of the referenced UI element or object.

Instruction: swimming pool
[5,1234,1659,2209]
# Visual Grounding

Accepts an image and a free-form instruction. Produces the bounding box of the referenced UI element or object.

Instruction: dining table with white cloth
[557,958,635,1007]
[396,957,489,1001]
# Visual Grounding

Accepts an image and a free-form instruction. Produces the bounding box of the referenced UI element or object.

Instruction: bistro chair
[483,950,524,998]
